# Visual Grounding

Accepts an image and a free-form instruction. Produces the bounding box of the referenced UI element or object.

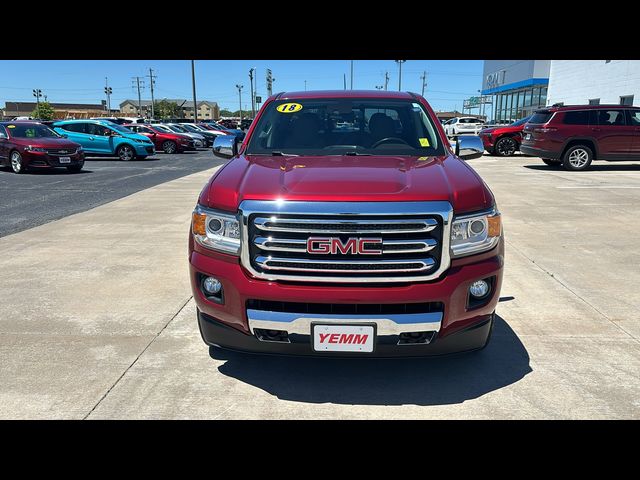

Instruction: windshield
[246,98,445,156]
[181,124,199,132]
[110,124,133,134]
[459,118,482,124]
[7,123,61,138]
[153,125,171,133]
[510,116,532,127]
[169,124,187,132]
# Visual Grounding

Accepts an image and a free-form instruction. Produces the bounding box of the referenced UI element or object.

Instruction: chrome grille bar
[255,256,436,273]
[254,216,437,234]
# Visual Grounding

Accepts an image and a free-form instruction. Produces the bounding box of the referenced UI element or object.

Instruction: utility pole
[147,68,157,119]
[104,77,112,114]
[191,60,198,123]
[384,71,389,91]
[350,60,354,90]
[32,89,42,113]
[132,77,145,117]
[249,68,256,119]
[343,74,346,90]
[304,80,307,91]
[395,60,406,91]
[236,84,244,122]
[420,71,427,96]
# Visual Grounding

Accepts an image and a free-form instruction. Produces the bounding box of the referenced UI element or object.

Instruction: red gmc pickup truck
[189,90,504,357]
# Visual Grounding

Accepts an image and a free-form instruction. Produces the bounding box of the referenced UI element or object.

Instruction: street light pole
[148,68,156,119]
[395,60,406,91]
[191,60,198,123]
[249,68,255,119]
[384,71,389,91]
[350,60,354,90]
[420,71,427,96]
[236,84,244,123]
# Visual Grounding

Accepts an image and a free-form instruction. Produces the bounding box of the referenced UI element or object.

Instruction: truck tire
[562,145,593,171]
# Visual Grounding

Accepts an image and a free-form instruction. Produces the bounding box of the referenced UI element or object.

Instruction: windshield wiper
[270,151,300,157]
[343,151,372,156]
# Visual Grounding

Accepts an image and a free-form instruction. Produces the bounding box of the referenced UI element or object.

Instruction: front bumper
[480,134,494,150]
[189,238,504,357]
[134,144,155,156]
[22,151,84,168]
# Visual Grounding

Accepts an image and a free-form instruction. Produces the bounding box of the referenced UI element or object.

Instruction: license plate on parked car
[312,324,375,353]
[59,157,71,163]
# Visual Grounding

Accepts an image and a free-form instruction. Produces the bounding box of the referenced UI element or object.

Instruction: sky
[0,60,486,114]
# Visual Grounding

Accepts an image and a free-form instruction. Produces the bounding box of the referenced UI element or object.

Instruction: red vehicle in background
[124,123,195,154]
[479,115,532,156]
[0,121,84,174]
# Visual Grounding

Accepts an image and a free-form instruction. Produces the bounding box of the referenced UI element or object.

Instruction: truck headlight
[192,205,240,255]
[450,208,501,258]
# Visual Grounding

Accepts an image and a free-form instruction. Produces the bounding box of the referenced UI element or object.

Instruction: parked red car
[479,115,532,156]
[124,123,195,154]
[521,104,640,170]
[0,121,84,174]
[189,90,504,357]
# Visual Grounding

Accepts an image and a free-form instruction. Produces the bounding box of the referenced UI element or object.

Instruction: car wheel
[162,140,177,154]
[67,162,84,173]
[562,145,593,171]
[116,144,135,161]
[10,150,26,174]
[494,136,518,156]
[542,159,561,167]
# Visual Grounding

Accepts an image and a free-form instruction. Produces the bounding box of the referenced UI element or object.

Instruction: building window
[589,98,600,105]
[620,95,634,106]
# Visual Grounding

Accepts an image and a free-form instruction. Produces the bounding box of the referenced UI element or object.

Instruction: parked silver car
[160,123,206,148]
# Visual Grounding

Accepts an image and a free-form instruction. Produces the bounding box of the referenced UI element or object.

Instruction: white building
[547,60,640,107]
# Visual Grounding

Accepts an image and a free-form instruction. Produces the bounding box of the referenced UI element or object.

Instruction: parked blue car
[53,120,155,161]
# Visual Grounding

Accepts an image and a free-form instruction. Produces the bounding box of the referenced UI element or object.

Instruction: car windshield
[245,98,445,156]
[153,125,171,133]
[169,125,187,132]
[110,124,133,133]
[459,118,482,124]
[510,116,532,127]
[7,123,61,138]
[181,124,199,132]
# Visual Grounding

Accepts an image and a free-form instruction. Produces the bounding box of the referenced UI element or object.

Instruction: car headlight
[192,205,241,255]
[76,146,83,152]
[25,146,46,152]
[450,207,501,258]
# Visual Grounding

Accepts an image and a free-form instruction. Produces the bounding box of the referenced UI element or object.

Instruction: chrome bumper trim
[247,309,443,335]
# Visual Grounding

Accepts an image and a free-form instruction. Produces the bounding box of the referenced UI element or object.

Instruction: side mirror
[454,135,484,160]
[213,134,238,159]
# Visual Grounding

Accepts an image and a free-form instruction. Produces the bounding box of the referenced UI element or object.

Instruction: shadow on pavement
[212,315,531,406]
[0,166,92,175]
[84,156,161,162]
[524,163,640,172]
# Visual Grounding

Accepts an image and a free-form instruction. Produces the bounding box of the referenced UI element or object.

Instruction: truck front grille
[240,200,452,283]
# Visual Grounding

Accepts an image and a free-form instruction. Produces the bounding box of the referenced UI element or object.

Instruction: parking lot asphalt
[0,150,225,238]
[1,153,640,419]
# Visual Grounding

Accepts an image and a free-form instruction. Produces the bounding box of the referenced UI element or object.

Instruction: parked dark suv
[520,104,640,171]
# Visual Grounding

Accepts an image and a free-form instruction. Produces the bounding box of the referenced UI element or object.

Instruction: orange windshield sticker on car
[419,138,430,147]
[276,103,303,113]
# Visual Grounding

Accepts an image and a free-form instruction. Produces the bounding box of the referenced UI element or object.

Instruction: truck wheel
[494,136,517,156]
[562,145,593,171]
[162,140,177,154]
[542,159,561,167]
[116,144,135,161]
[10,151,26,174]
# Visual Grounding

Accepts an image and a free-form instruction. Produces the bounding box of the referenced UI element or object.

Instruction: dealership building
[546,60,640,107]
[481,60,550,123]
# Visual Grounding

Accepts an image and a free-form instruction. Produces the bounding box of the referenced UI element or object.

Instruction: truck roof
[276,90,416,100]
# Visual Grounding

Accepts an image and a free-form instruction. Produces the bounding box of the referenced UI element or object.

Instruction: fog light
[469,279,490,299]
[202,276,222,295]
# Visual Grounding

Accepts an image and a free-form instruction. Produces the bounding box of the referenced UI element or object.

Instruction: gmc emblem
[306,237,382,255]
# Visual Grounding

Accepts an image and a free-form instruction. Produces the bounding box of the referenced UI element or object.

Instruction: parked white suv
[443,117,484,138]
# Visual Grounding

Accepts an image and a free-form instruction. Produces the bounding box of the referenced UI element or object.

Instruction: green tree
[219,109,234,117]
[32,102,55,120]
[154,99,182,119]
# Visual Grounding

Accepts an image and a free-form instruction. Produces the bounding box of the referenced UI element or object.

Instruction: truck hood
[201,154,494,214]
